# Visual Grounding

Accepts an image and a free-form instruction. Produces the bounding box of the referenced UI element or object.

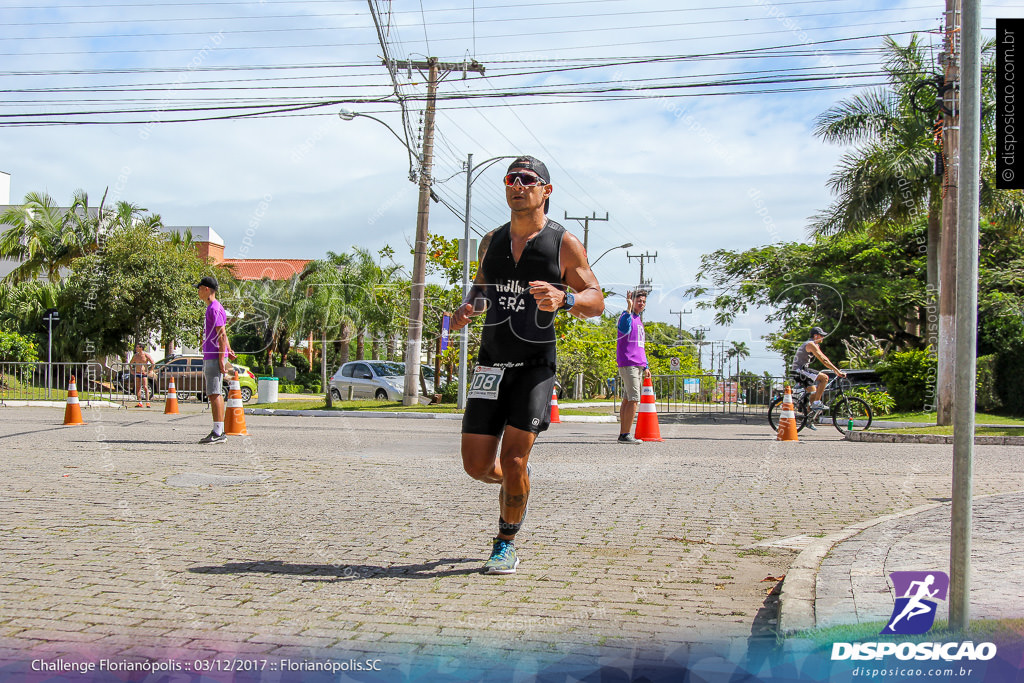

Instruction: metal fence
[0,361,180,406]
[609,373,788,417]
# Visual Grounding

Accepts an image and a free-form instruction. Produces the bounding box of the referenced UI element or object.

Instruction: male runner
[790,326,846,429]
[450,156,604,574]
[129,343,154,408]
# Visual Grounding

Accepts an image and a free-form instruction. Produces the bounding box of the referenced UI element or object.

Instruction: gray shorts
[791,367,820,387]
[618,365,644,402]
[203,359,224,397]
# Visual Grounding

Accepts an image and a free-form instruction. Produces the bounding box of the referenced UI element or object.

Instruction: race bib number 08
[468,366,504,400]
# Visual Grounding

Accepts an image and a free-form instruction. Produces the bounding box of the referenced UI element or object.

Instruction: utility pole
[563,211,608,252]
[692,326,709,372]
[937,0,960,425]
[627,251,657,291]
[669,309,691,342]
[950,0,981,633]
[386,57,486,406]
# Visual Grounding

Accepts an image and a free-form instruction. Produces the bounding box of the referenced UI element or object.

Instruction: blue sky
[2,0,1022,373]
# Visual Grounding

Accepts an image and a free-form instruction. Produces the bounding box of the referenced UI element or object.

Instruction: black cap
[507,155,551,212]
[810,326,827,337]
[196,275,219,292]
[507,156,550,184]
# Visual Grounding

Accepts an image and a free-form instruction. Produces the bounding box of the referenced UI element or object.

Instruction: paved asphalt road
[1,405,1022,677]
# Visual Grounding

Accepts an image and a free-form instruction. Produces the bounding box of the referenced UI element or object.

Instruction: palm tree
[296,260,353,408]
[812,35,1024,425]
[0,191,92,283]
[727,341,750,380]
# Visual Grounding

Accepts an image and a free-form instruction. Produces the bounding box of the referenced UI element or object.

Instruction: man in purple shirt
[616,289,650,444]
[197,275,229,444]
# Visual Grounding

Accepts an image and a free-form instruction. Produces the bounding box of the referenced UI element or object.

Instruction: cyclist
[790,326,846,428]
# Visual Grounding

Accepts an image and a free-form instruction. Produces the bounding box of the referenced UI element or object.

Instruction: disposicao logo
[830,570,997,663]
[881,570,950,635]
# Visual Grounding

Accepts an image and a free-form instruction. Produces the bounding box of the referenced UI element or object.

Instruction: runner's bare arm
[809,342,846,376]
[451,230,495,331]
[529,231,604,317]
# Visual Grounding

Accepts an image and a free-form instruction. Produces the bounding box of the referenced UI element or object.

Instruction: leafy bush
[441,379,459,403]
[875,349,937,412]
[849,387,896,416]
[295,371,322,393]
[995,351,1024,416]
[0,330,39,363]
[975,354,1002,413]
[286,349,311,374]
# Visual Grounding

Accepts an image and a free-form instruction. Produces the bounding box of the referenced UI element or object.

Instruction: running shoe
[806,421,818,431]
[483,538,519,574]
[618,434,644,444]
[809,401,826,411]
[198,430,227,444]
[136,402,143,408]
[145,402,151,408]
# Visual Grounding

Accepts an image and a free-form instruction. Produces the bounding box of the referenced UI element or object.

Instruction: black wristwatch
[560,291,575,311]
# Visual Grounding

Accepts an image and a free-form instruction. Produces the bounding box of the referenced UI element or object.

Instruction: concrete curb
[845,431,1024,445]
[777,501,945,634]
[244,408,616,423]
[0,400,122,408]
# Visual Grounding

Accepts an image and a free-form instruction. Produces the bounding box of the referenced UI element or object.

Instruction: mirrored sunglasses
[504,171,547,187]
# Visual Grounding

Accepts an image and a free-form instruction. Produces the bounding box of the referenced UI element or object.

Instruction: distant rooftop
[220,258,311,281]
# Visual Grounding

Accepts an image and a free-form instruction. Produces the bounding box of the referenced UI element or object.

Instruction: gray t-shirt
[791,340,814,372]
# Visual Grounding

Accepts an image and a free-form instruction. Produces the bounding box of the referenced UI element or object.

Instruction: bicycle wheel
[832,397,873,434]
[768,396,810,432]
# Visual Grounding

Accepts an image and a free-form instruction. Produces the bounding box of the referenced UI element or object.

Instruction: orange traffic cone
[634,375,663,442]
[164,378,180,415]
[63,375,86,426]
[549,386,561,424]
[776,386,799,442]
[223,377,248,436]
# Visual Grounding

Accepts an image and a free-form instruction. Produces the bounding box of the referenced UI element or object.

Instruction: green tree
[58,223,207,360]
[0,329,39,363]
[687,227,928,369]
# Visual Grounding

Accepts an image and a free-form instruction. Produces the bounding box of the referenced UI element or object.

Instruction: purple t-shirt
[202,299,227,360]
[616,312,648,367]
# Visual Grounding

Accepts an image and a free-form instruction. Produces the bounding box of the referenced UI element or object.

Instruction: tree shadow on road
[188,558,483,580]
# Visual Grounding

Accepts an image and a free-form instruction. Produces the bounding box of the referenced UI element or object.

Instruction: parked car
[150,355,257,402]
[328,360,442,401]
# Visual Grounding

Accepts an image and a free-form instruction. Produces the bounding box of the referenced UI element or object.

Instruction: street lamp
[457,153,520,409]
[590,242,633,267]
[339,104,437,407]
[338,108,419,182]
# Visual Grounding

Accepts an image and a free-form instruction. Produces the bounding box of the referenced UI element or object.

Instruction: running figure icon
[881,571,949,635]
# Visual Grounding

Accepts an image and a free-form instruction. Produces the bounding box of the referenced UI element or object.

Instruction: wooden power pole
[386,58,485,405]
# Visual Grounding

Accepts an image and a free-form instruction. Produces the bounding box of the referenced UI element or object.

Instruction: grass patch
[883,411,1024,426]
[250,399,613,416]
[791,618,1024,648]
[877,426,1022,436]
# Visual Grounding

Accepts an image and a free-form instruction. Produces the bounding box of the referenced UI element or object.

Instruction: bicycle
[768,373,873,435]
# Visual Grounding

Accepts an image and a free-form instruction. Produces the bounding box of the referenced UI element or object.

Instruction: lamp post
[338,109,420,180]
[457,153,520,409]
[589,242,632,267]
